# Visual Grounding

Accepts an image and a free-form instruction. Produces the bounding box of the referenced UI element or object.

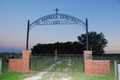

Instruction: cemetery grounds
[0,53,119,80]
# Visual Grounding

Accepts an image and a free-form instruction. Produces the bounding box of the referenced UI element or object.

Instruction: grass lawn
[41,56,118,80]
[69,61,118,80]
[31,56,55,71]
[0,55,37,80]
[0,55,119,80]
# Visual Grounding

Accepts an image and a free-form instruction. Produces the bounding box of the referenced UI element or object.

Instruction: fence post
[55,49,57,71]
[118,64,120,80]
[114,61,117,79]
[29,55,31,70]
[35,56,36,68]
[0,58,2,75]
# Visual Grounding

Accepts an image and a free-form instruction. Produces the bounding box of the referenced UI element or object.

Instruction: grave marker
[10,53,11,57]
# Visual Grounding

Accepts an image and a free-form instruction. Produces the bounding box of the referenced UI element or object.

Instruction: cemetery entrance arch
[27,9,89,72]
[26,8,89,51]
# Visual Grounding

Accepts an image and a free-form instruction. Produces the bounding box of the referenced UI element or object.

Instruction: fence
[30,54,84,72]
[93,56,120,78]
[118,64,120,80]
[114,60,120,80]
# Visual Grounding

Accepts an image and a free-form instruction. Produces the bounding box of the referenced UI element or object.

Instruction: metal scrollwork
[26,8,89,51]
[29,14,86,30]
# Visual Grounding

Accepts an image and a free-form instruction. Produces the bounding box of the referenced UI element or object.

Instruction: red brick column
[84,51,92,74]
[22,51,31,72]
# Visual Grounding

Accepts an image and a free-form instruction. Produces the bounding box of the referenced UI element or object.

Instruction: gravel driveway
[23,59,72,80]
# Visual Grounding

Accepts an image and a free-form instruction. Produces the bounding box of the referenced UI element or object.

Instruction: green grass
[41,72,72,80]
[71,56,83,72]
[50,60,68,72]
[31,56,55,71]
[0,55,119,80]
[69,61,118,80]
[0,56,37,80]
[30,56,66,71]
[41,56,118,80]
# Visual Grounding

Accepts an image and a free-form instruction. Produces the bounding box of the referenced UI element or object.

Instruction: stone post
[118,64,120,80]
[84,51,92,74]
[0,58,2,75]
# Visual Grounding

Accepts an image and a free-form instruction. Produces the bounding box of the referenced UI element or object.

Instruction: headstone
[118,64,120,80]
[10,53,11,57]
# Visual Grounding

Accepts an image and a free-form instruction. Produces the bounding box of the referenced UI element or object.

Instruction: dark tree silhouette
[78,31,108,54]
[31,41,84,55]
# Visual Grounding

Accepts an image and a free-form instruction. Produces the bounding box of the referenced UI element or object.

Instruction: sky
[0,0,120,53]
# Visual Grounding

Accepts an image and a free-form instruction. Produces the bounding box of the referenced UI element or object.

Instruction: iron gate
[29,54,84,72]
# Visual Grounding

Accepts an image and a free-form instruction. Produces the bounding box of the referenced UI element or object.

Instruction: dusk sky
[0,0,120,53]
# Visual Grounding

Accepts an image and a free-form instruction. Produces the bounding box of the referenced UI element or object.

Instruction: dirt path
[23,59,72,80]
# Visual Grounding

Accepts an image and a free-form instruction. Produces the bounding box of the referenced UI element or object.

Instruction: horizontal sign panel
[85,54,91,59]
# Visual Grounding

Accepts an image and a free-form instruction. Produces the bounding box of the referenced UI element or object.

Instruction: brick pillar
[22,51,31,72]
[84,51,92,74]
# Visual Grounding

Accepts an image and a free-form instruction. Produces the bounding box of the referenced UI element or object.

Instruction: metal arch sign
[29,14,86,30]
[26,8,89,51]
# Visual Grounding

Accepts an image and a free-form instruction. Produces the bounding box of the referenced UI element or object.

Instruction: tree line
[31,31,108,55]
